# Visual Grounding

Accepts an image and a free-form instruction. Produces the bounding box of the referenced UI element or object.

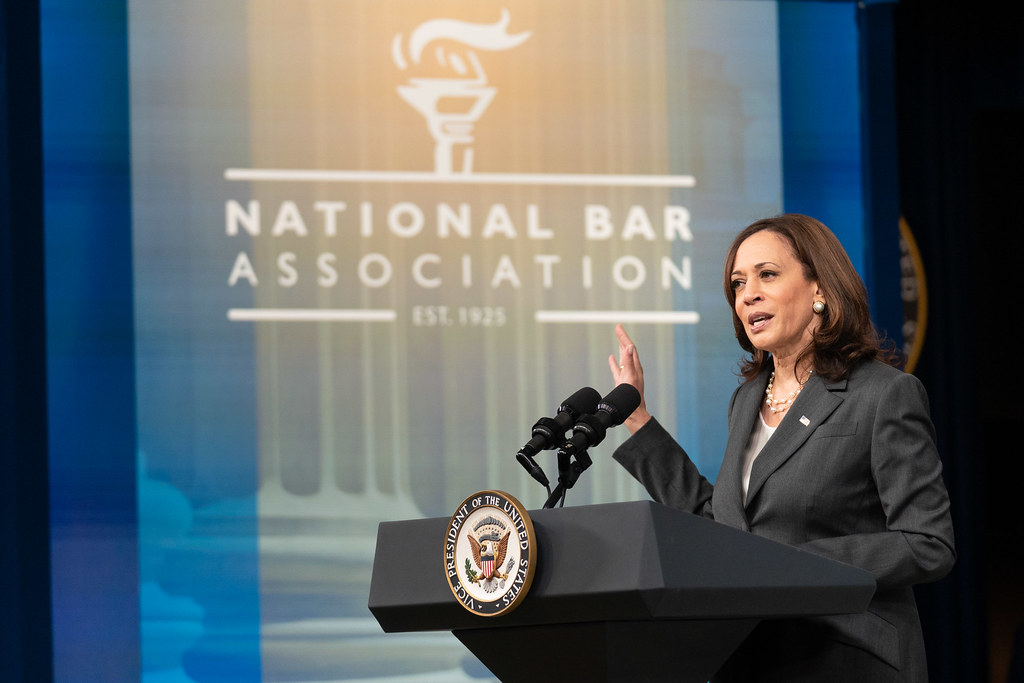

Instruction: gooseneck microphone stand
[542,441,592,509]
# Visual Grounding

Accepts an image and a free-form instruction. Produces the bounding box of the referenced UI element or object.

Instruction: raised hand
[606,324,652,434]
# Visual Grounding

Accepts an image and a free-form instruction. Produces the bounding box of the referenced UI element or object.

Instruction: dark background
[3,0,1023,681]
[893,0,1024,680]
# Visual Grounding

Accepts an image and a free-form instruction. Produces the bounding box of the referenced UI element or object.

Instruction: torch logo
[391,9,531,175]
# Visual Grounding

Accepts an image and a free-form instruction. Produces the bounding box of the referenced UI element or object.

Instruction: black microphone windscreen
[598,383,641,426]
[561,386,601,416]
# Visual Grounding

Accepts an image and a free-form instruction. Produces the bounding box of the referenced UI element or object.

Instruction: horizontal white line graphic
[228,308,698,324]
[224,168,696,188]
[534,310,700,324]
[227,308,397,322]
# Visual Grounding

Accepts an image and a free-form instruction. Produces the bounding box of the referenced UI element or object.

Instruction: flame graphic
[392,9,531,70]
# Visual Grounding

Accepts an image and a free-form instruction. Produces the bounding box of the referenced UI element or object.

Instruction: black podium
[368,500,875,682]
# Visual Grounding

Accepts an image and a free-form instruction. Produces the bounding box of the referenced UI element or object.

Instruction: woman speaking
[608,214,955,682]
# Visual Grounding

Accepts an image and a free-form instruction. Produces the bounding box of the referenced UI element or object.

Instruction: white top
[741,412,776,505]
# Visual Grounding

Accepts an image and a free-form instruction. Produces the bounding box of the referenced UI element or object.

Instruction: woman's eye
[760,270,776,279]
[730,279,744,290]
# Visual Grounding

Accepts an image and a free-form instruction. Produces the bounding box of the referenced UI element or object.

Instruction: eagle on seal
[468,527,511,583]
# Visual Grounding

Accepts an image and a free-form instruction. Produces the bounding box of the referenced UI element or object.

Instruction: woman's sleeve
[800,371,956,589]
[612,416,715,518]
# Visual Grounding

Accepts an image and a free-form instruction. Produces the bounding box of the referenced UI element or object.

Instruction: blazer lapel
[713,374,766,530]
[744,373,846,508]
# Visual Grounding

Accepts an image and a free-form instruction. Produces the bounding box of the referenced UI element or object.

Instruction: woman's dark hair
[722,213,902,382]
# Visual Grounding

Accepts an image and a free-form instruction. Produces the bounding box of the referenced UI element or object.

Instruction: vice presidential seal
[443,490,536,616]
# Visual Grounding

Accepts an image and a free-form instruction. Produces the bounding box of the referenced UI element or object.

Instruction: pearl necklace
[765,370,813,414]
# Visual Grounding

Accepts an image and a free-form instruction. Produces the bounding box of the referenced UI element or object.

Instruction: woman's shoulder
[845,358,929,400]
[850,358,905,380]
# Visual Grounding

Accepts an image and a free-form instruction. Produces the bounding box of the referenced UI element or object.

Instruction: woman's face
[730,230,821,361]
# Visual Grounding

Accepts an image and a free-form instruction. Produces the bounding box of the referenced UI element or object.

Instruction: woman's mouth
[748,312,772,332]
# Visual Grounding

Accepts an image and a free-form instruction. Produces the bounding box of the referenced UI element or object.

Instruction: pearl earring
[812,300,825,314]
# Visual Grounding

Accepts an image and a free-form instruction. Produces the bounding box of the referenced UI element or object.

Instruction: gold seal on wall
[443,490,536,617]
[898,216,928,374]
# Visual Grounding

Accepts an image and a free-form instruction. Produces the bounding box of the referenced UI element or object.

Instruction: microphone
[516,386,602,487]
[558,383,641,458]
[543,383,642,508]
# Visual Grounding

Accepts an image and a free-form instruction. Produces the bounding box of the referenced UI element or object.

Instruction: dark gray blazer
[613,359,955,682]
